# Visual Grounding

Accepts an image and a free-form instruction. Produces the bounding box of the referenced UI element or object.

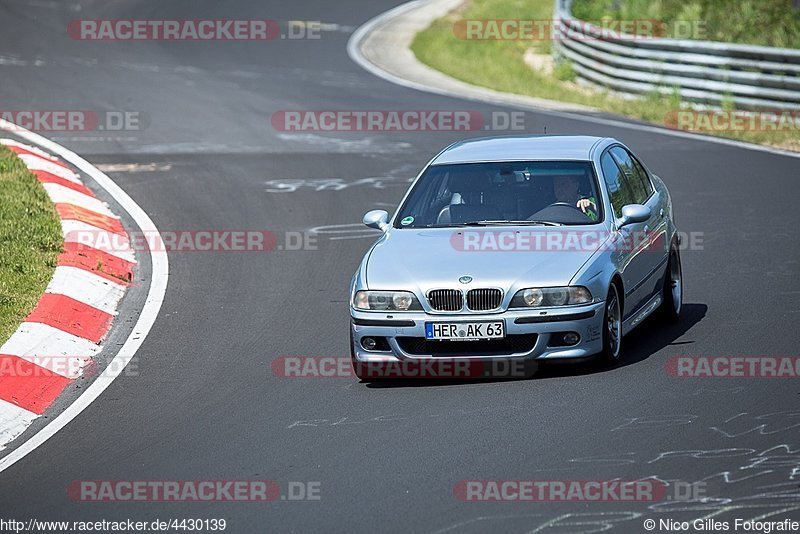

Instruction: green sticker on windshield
[400,216,414,226]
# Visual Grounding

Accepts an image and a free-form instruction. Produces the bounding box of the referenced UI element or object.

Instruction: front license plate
[425,321,505,341]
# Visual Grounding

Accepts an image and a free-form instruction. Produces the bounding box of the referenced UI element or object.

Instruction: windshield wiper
[462,220,563,227]
[525,220,563,226]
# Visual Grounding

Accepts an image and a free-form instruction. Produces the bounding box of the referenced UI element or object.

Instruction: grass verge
[410,0,799,152]
[0,146,63,344]
[572,0,800,49]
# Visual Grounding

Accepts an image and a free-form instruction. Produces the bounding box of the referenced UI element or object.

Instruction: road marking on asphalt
[95,163,172,173]
[0,124,168,472]
[309,223,382,240]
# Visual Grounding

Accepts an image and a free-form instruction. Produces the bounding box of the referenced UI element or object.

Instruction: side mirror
[617,204,651,228]
[363,209,389,231]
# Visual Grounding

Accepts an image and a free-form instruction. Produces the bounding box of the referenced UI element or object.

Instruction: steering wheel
[547,201,586,214]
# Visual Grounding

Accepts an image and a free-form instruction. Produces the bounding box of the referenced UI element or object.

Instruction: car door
[599,149,651,319]
[609,147,667,305]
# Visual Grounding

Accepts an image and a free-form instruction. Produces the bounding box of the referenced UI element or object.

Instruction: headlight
[522,288,543,307]
[510,286,592,308]
[353,290,422,311]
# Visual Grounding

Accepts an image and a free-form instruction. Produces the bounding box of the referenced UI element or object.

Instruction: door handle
[659,208,665,218]
[643,225,650,234]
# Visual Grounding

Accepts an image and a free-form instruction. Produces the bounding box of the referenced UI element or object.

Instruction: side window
[630,156,653,197]
[600,152,634,217]
[610,147,651,205]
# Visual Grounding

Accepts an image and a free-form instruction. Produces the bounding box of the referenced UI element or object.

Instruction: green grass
[572,0,800,49]
[410,0,800,151]
[0,146,63,344]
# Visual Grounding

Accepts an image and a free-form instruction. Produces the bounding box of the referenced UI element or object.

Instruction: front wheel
[599,284,623,365]
[351,358,369,381]
[659,247,682,323]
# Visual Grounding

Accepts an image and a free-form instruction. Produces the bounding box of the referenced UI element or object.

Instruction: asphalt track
[1,0,799,532]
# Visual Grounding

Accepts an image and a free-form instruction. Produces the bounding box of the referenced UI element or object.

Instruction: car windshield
[394,161,603,228]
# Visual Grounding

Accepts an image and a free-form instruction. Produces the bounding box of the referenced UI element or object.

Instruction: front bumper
[350,302,605,363]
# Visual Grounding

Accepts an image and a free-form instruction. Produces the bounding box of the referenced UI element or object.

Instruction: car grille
[466,288,502,311]
[397,334,538,356]
[427,289,463,311]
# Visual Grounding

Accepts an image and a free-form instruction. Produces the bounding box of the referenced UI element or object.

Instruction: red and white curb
[0,139,136,448]
[0,121,166,473]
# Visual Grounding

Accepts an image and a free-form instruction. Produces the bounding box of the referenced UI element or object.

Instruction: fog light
[361,337,377,350]
[563,332,580,346]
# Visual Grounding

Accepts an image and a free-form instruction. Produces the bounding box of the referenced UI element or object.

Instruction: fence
[553,0,800,110]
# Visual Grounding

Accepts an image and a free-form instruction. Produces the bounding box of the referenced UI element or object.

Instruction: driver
[553,175,598,221]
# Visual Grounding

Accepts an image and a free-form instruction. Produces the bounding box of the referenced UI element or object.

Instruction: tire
[351,358,369,381]
[600,283,623,365]
[659,246,682,323]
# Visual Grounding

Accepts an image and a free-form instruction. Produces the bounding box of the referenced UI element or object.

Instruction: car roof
[431,135,613,165]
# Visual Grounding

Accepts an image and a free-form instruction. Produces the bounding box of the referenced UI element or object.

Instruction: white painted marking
[0,323,95,378]
[265,175,412,193]
[95,163,172,173]
[61,220,137,264]
[17,153,82,183]
[45,266,126,315]
[276,132,412,153]
[0,118,168,470]
[0,402,38,452]
[42,182,116,217]
[346,0,800,160]
[309,223,382,240]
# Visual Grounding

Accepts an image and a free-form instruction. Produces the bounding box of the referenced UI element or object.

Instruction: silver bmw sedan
[349,135,682,380]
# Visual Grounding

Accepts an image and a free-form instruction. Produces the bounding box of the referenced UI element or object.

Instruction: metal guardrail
[553,0,800,110]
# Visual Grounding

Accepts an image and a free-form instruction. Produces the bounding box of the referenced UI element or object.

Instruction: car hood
[364,227,610,292]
